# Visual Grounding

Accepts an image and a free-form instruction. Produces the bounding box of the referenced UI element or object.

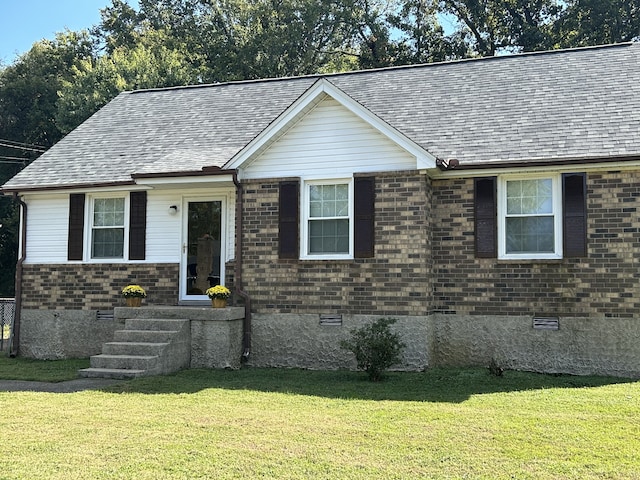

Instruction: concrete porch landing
[81,306,245,378]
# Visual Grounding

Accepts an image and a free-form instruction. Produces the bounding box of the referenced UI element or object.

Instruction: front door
[181,199,224,302]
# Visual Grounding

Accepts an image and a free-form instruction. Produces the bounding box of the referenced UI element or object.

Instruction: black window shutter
[563,173,587,257]
[279,180,299,259]
[67,193,85,261]
[354,176,375,258]
[474,177,497,258]
[129,191,147,260]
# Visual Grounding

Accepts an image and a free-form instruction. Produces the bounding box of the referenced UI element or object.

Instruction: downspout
[10,194,26,357]
[232,171,252,361]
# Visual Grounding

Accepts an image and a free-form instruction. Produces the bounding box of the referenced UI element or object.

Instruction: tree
[96,0,364,80]
[0,31,96,148]
[555,0,640,48]
[389,0,469,64]
[440,0,562,55]
[0,197,18,296]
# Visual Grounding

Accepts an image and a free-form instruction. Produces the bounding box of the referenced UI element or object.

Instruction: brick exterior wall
[21,263,180,310]
[432,170,640,318]
[20,169,640,320]
[241,171,432,315]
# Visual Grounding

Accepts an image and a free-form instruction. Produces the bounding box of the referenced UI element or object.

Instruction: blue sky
[0,0,138,65]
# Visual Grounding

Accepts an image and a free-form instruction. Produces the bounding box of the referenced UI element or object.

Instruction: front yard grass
[0,355,89,381]
[0,366,638,479]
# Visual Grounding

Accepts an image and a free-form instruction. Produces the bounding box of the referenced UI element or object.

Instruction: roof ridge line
[128,42,635,95]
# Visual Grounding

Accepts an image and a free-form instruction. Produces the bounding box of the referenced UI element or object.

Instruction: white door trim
[179,196,227,304]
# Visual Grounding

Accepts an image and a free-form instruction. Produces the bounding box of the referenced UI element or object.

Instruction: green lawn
[0,355,89,381]
[0,364,638,479]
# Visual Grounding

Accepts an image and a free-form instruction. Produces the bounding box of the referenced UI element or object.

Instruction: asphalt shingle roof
[3,42,640,191]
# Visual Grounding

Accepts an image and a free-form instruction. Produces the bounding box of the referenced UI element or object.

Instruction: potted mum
[122,285,147,307]
[206,285,231,308]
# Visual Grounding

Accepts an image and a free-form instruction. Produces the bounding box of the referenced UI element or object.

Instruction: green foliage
[389,0,470,64]
[0,196,18,296]
[340,317,405,381]
[555,0,640,48]
[488,357,504,376]
[439,0,563,56]
[0,30,96,146]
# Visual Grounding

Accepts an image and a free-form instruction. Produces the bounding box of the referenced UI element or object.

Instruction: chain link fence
[0,298,15,353]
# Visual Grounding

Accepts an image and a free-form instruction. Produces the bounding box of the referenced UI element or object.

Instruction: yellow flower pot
[126,297,142,307]
[212,298,227,308]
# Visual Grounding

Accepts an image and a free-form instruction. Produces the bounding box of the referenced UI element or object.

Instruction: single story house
[2,42,640,377]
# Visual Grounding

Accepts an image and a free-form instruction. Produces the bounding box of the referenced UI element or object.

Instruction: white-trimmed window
[301,179,353,259]
[90,196,127,259]
[498,175,562,259]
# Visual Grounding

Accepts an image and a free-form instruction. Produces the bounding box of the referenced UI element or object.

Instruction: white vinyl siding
[23,187,235,264]
[243,97,416,179]
[145,191,183,262]
[23,194,69,264]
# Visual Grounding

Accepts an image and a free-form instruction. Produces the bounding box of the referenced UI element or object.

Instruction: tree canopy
[0,0,638,295]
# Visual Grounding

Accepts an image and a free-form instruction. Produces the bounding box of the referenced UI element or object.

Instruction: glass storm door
[181,200,223,301]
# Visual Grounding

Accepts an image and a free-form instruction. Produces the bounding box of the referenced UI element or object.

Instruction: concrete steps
[103,341,169,356]
[114,330,177,343]
[79,367,147,379]
[79,318,191,379]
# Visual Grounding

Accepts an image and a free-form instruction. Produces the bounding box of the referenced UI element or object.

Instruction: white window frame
[497,174,563,260]
[85,194,129,261]
[300,177,354,260]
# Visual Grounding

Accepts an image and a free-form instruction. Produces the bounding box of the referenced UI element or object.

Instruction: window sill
[496,258,566,265]
[299,255,353,261]
[282,258,357,264]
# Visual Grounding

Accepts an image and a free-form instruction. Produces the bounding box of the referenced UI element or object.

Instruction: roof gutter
[10,193,26,357]
[437,154,640,172]
[232,171,252,362]
[0,180,137,195]
[132,166,234,179]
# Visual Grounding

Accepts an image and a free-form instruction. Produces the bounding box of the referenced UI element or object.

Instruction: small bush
[488,358,504,377]
[340,318,405,381]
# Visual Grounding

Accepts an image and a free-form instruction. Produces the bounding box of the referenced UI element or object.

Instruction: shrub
[340,318,405,381]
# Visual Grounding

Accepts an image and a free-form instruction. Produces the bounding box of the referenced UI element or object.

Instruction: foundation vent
[533,317,559,330]
[97,310,115,321]
[319,314,342,326]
